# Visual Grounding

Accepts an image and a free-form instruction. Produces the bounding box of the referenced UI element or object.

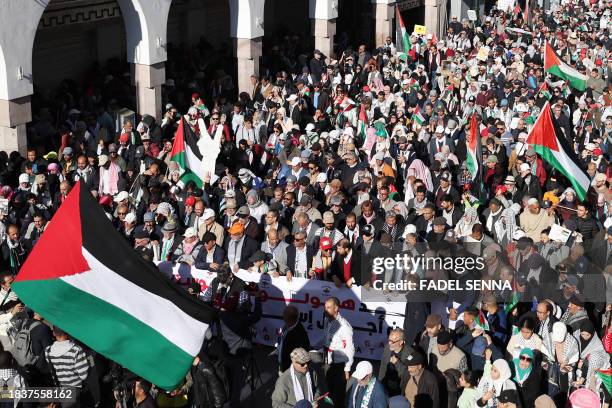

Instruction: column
[373,2,394,48]
[425,0,443,39]
[234,38,262,95]
[230,0,265,95]
[0,97,31,155]
[132,62,165,122]
[309,0,338,61]
[118,0,171,122]
[0,1,47,155]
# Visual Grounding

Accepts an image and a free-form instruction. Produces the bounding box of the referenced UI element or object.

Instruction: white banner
[159,263,406,360]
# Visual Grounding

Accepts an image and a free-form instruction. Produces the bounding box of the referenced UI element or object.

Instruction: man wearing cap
[154,221,181,263]
[271,347,325,408]
[428,125,455,164]
[223,221,259,270]
[429,330,468,373]
[426,217,448,245]
[404,351,439,408]
[198,208,224,247]
[170,227,202,265]
[347,360,387,408]
[315,211,344,247]
[523,147,546,187]
[60,147,77,175]
[134,212,162,242]
[516,161,542,202]
[236,206,264,242]
[519,199,554,242]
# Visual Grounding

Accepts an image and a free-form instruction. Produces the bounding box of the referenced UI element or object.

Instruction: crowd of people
[0,0,611,407]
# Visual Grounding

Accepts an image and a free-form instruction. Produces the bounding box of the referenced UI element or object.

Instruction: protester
[0,2,611,406]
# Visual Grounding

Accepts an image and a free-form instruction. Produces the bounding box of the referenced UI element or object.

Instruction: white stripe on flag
[62,248,209,356]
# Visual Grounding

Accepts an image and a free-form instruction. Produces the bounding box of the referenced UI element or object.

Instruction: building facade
[0,0,446,154]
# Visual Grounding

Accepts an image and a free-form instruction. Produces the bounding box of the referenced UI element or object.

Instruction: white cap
[124,213,136,224]
[512,229,525,240]
[527,197,539,206]
[343,127,355,136]
[519,163,531,173]
[183,227,197,238]
[290,157,301,166]
[187,106,198,116]
[202,208,215,221]
[287,94,298,102]
[435,125,445,134]
[352,361,373,380]
[316,173,327,183]
[552,321,567,342]
[404,224,417,235]
[305,123,315,132]
[114,191,129,203]
[18,174,29,184]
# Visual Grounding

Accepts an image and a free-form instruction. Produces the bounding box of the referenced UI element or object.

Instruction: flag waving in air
[170,117,222,188]
[466,114,481,182]
[13,181,216,390]
[526,101,591,200]
[544,42,588,91]
[395,6,411,61]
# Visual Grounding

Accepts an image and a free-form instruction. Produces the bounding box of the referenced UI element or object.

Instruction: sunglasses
[118,212,127,216]
[519,356,532,362]
[212,117,219,120]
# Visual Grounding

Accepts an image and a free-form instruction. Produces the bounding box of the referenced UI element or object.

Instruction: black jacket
[195,246,226,270]
[285,245,315,276]
[409,368,440,408]
[330,250,365,285]
[279,322,311,371]
[191,359,227,408]
[222,236,259,269]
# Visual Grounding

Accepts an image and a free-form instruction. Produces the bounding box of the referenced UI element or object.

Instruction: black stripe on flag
[78,184,217,324]
[182,118,203,161]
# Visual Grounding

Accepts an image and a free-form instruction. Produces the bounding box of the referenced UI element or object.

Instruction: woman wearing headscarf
[542,321,579,402]
[512,348,542,408]
[493,204,520,248]
[476,358,517,407]
[557,187,577,223]
[574,320,611,392]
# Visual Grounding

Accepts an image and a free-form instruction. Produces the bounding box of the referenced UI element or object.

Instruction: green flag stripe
[14,279,193,390]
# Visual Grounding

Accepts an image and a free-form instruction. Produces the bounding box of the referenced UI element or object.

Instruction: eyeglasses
[519,356,532,362]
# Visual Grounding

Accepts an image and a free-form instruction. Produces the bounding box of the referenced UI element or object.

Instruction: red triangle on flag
[15,182,90,282]
[525,102,560,152]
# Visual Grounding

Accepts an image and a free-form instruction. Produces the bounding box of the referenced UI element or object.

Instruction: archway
[262,0,310,77]
[165,0,234,110]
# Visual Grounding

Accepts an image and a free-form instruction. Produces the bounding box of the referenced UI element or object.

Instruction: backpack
[10,320,41,367]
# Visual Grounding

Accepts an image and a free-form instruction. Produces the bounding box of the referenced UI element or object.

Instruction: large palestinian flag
[395,6,411,61]
[170,117,207,188]
[526,101,590,200]
[544,42,588,91]
[13,182,216,390]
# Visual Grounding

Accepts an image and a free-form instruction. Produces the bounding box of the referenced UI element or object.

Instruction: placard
[549,223,572,244]
[414,25,427,35]
[467,10,478,21]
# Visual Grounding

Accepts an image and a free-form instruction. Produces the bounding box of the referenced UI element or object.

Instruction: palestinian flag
[504,291,521,314]
[476,310,490,331]
[13,182,216,390]
[597,369,612,395]
[412,105,425,126]
[466,114,481,182]
[170,117,207,188]
[523,111,537,125]
[544,42,588,91]
[538,82,552,100]
[526,101,590,200]
[357,104,369,141]
[395,6,411,61]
